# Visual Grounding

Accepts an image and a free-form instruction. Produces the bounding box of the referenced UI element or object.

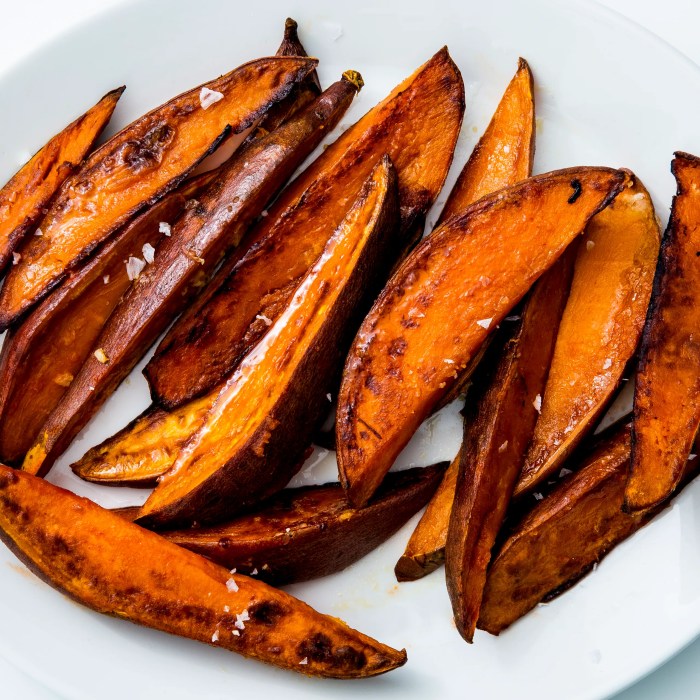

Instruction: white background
[0,1,698,697]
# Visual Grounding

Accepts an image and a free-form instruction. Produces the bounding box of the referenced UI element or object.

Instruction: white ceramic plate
[1,0,700,698]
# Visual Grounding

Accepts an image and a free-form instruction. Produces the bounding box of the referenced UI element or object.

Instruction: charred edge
[567,179,582,204]
[296,632,368,670]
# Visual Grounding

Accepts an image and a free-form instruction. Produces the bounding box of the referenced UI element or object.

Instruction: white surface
[0,0,700,698]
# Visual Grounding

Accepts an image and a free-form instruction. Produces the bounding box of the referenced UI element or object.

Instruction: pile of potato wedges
[0,16,698,679]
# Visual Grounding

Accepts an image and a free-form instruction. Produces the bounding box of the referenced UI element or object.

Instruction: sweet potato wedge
[397,248,575,583]
[0,174,212,466]
[336,167,628,508]
[478,425,699,635]
[625,152,700,512]
[0,87,123,276]
[515,173,660,497]
[0,465,406,678]
[144,47,464,409]
[0,56,317,329]
[437,57,534,224]
[138,157,399,527]
[158,464,445,585]
[23,76,359,478]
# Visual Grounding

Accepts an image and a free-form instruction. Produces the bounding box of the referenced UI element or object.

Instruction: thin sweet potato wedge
[159,464,446,585]
[0,87,123,276]
[478,425,699,635]
[144,47,464,409]
[437,57,535,224]
[397,248,575,583]
[0,174,212,466]
[336,167,628,508]
[0,465,406,677]
[23,76,359,478]
[625,152,700,512]
[138,157,399,527]
[0,56,317,329]
[515,173,660,497]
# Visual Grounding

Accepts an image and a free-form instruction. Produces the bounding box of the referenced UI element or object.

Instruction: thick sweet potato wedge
[0,175,212,466]
[625,152,700,512]
[144,47,464,409]
[397,248,575,583]
[0,88,123,276]
[0,56,317,329]
[0,465,406,678]
[515,174,660,497]
[336,167,628,508]
[23,76,359,478]
[138,157,399,527]
[158,464,445,585]
[437,57,534,224]
[478,425,699,635]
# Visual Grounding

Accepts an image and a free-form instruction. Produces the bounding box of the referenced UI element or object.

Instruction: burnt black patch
[333,645,367,670]
[298,632,333,662]
[568,179,582,204]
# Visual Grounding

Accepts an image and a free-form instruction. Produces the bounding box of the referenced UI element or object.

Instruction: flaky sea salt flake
[200,87,224,109]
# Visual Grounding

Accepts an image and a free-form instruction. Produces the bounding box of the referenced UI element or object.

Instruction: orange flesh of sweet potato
[22,77,358,478]
[336,167,628,508]
[0,175,212,466]
[445,248,576,642]
[144,47,465,409]
[0,87,123,276]
[478,426,699,635]
[625,152,700,512]
[0,465,406,678]
[138,157,399,527]
[159,464,445,585]
[397,247,575,583]
[515,174,661,497]
[0,56,317,329]
[437,57,534,224]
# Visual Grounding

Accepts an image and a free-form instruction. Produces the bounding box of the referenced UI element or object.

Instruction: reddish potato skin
[0,56,317,329]
[138,158,400,527]
[0,174,213,465]
[22,77,359,478]
[157,464,446,585]
[144,48,465,410]
[626,152,700,512]
[0,465,406,678]
[336,168,628,508]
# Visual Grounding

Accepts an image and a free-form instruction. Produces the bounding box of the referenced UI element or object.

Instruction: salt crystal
[103,275,110,285]
[326,393,332,402]
[586,240,595,251]
[559,468,572,478]
[689,454,698,461]
[498,441,509,453]
[211,629,220,643]
[261,210,269,217]
[94,348,109,364]
[251,568,258,575]
[12,252,21,265]
[235,610,250,630]
[34,228,43,237]
[226,577,238,593]
[200,87,224,109]
[533,492,544,501]
[505,315,521,322]
[503,144,511,154]
[476,318,492,329]
[444,359,455,364]
[602,358,612,370]
[223,605,230,613]
[299,657,309,665]
[142,243,155,264]
[159,222,171,236]
[533,394,542,413]
[233,630,240,636]
[256,313,273,326]
[126,256,146,281]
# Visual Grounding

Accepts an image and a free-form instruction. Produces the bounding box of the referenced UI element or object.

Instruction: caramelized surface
[337,168,628,507]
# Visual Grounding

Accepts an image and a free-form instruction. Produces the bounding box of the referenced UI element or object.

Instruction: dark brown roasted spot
[121,124,175,173]
[0,470,19,489]
[567,179,582,204]
[297,632,367,669]
[248,600,287,625]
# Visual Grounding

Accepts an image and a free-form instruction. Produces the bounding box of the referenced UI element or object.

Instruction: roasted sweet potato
[0,56,317,329]
[397,248,575,583]
[23,76,359,478]
[625,152,700,512]
[336,167,628,508]
[157,464,445,585]
[138,157,399,527]
[0,87,123,276]
[0,174,213,466]
[478,425,699,635]
[0,465,406,678]
[437,57,534,224]
[144,47,464,409]
[515,174,660,497]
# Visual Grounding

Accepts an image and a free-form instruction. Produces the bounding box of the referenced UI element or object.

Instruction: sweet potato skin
[0,175,212,466]
[22,77,358,478]
[0,56,317,329]
[337,167,628,508]
[144,47,465,409]
[0,465,406,678]
[138,158,400,527]
[626,152,700,512]
[161,464,445,585]
[478,426,699,635]
[437,57,535,224]
[516,174,661,497]
[0,87,124,276]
